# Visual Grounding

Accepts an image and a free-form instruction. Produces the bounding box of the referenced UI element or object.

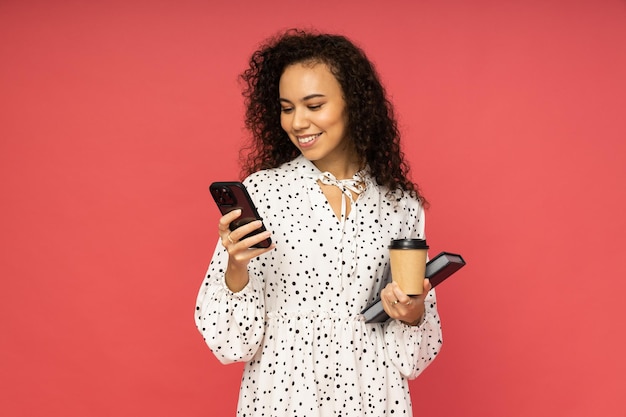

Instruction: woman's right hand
[218,209,275,292]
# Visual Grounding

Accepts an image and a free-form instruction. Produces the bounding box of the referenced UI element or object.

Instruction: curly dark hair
[239,28,425,202]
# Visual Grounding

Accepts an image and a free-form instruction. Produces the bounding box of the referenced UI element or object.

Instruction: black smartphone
[209,181,272,249]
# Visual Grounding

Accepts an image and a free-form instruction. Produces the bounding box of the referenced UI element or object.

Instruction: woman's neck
[311,156,363,180]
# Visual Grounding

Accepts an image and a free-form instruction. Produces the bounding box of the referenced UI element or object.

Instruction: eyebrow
[279,94,326,103]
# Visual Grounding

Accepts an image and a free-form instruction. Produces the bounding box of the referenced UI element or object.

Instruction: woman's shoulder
[244,156,310,183]
[376,183,424,213]
[242,157,307,191]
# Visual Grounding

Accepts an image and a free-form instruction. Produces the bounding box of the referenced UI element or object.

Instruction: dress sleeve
[382,289,443,379]
[194,240,266,364]
[381,197,442,379]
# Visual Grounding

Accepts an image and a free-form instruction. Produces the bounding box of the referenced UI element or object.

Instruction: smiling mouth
[297,133,322,144]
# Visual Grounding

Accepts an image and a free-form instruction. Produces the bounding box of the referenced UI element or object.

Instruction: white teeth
[298,133,321,144]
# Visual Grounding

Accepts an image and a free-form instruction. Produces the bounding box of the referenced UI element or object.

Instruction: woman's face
[279,62,354,173]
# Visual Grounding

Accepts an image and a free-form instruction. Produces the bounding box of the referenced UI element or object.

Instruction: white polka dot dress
[195,156,442,416]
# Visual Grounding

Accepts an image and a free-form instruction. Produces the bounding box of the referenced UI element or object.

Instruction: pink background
[2,0,625,416]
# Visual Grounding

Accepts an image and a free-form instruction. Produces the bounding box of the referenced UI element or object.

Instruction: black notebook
[360,252,466,323]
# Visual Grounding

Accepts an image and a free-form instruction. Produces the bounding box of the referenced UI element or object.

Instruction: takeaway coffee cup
[388,239,429,295]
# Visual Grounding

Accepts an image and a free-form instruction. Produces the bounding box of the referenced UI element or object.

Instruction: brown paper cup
[389,239,429,295]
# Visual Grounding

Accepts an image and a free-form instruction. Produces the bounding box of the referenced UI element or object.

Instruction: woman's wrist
[402,314,424,327]
[225,263,250,292]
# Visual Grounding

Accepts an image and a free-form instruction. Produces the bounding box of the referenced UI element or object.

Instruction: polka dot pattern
[195,156,442,416]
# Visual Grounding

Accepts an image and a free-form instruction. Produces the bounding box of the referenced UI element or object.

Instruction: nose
[291,107,309,131]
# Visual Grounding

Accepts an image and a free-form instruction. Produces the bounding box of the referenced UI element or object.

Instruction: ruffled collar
[291,155,370,291]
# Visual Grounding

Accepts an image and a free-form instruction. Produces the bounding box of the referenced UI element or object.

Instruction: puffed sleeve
[383,289,443,379]
[194,240,265,364]
[381,196,442,379]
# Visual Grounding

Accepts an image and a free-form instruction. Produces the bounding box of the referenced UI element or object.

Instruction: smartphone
[209,181,272,249]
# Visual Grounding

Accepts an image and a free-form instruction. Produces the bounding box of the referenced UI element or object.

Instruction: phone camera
[213,186,236,206]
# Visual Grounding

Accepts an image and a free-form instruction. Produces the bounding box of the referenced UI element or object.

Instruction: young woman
[195,29,442,416]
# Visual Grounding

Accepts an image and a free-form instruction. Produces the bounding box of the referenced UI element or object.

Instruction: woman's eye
[281,107,293,114]
[308,104,323,110]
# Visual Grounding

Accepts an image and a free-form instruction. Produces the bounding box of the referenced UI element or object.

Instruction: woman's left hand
[380,279,432,326]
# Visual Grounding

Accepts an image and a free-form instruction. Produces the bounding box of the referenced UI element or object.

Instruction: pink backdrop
[2,1,625,416]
